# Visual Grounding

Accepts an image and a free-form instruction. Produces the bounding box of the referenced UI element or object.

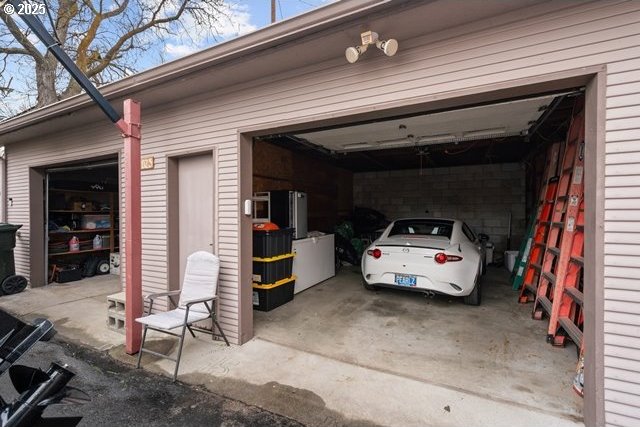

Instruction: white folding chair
[135,251,229,381]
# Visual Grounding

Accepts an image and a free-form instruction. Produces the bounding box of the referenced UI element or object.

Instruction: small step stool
[107,291,126,334]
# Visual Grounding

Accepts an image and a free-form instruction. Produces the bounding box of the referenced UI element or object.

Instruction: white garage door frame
[237,65,606,425]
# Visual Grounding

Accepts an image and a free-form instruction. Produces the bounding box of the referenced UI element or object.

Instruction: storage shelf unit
[47,189,119,272]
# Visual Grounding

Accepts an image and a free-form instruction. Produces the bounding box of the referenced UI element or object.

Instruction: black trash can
[0,223,28,295]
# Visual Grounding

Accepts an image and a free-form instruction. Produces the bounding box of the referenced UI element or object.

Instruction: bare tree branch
[0,12,43,62]
[88,0,189,78]
[0,47,30,55]
[2,0,228,114]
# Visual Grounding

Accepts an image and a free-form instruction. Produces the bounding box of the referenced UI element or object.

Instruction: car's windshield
[388,219,454,238]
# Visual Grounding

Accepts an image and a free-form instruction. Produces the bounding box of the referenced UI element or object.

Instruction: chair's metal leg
[173,323,188,382]
[212,316,230,346]
[186,325,196,338]
[136,325,148,369]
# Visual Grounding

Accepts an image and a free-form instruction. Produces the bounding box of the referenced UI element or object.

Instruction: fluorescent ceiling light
[377,139,410,147]
[342,142,372,150]
[462,128,506,139]
[418,134,456,144]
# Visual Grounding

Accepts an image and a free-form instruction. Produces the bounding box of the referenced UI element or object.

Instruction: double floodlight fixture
[345,31,398,63]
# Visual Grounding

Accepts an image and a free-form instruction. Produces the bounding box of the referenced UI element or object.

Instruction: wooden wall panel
[253,140,353,232]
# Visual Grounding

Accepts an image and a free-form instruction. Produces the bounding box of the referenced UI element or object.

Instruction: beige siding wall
[5,1,640,422]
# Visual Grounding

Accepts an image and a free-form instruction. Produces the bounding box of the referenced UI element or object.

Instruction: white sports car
[361,218,486,305]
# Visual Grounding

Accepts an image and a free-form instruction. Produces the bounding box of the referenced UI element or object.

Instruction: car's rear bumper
[362,272,472,296]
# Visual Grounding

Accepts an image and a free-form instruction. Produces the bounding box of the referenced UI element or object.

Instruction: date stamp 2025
[2,1,46,16]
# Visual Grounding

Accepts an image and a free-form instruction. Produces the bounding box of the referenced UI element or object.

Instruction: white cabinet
[292,234,335,294]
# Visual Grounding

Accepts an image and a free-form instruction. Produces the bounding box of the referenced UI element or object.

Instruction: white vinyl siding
[4,2,640,422]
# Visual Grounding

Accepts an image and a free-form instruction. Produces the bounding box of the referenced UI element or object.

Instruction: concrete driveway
[0,269,584,427]
[0,334,303,427]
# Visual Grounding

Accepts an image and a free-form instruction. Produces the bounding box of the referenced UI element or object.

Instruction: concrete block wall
[353,163,526,256]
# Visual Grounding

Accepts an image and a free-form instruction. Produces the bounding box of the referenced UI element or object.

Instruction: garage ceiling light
[462,128,507,139]
[417,134,456,144]
[342,142,373,150]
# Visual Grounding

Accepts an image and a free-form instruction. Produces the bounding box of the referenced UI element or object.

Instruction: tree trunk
[34,57,58,108]
[61,79,82,99]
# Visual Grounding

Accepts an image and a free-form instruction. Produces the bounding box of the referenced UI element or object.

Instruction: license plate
[395,274,417,287]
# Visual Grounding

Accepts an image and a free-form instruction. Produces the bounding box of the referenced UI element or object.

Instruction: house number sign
[141,157,155,170]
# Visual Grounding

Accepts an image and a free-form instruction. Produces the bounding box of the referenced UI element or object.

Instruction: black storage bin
[252,277,295,311]
[0,223,21,279]
[56,265,82,283]
[252,253,294,285]
[253,228,294,258]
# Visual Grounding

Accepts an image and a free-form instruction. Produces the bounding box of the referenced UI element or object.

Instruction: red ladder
[532,97,585,349]
[555,199,585,347]
[518,142,562,303]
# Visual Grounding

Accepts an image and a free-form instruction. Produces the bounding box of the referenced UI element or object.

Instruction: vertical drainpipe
[0,146,6,223]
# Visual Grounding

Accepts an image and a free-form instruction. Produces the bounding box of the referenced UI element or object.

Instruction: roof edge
[0,0,393,136]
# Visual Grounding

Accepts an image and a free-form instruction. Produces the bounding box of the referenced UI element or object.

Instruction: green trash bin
[0,223,28,295]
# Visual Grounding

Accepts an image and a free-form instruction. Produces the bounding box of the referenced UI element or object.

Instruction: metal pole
[122,100,143,354]
[271,0,276,23]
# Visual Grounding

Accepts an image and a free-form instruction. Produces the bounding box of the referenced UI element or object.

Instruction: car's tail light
[367,248,382,259]
[434,253,463,264]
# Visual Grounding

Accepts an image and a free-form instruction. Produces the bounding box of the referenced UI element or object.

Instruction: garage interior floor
[254,265,583,420]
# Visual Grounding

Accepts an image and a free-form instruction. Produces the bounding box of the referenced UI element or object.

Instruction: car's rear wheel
[362,277,379,291]
[464,272,481,306]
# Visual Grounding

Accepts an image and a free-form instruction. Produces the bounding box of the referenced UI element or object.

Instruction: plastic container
[252,276,295,311]
[81,214,110,230]
[56,265,82,283]
[485,242,494,264]
[0,223,22,280]
[253,228,294,258]
[505,250,519,272]
[69,236,80,252]
[252,253,294,285]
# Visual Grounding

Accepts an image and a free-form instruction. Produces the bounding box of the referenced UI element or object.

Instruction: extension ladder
[532,97,585,350]
[511,211,536,290]
[517,142,561,302]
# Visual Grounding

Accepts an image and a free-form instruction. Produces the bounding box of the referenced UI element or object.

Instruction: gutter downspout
[0,146,6,223]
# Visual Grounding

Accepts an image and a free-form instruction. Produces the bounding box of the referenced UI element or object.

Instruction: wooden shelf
[49,248,111,257]
[49,188,114,194]
[49,229,114,234]
[49,210,110,214]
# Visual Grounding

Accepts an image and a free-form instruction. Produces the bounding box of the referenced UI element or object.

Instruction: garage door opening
[249,90,587,420]
[45,158,120,285]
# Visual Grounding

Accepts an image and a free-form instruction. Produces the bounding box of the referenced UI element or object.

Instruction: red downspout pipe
[117,100,143,354]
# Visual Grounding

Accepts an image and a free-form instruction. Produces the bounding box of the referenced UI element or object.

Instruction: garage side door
[178,154,214,285]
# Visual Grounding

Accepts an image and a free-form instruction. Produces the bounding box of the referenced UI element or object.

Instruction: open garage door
[249,90,586,421]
